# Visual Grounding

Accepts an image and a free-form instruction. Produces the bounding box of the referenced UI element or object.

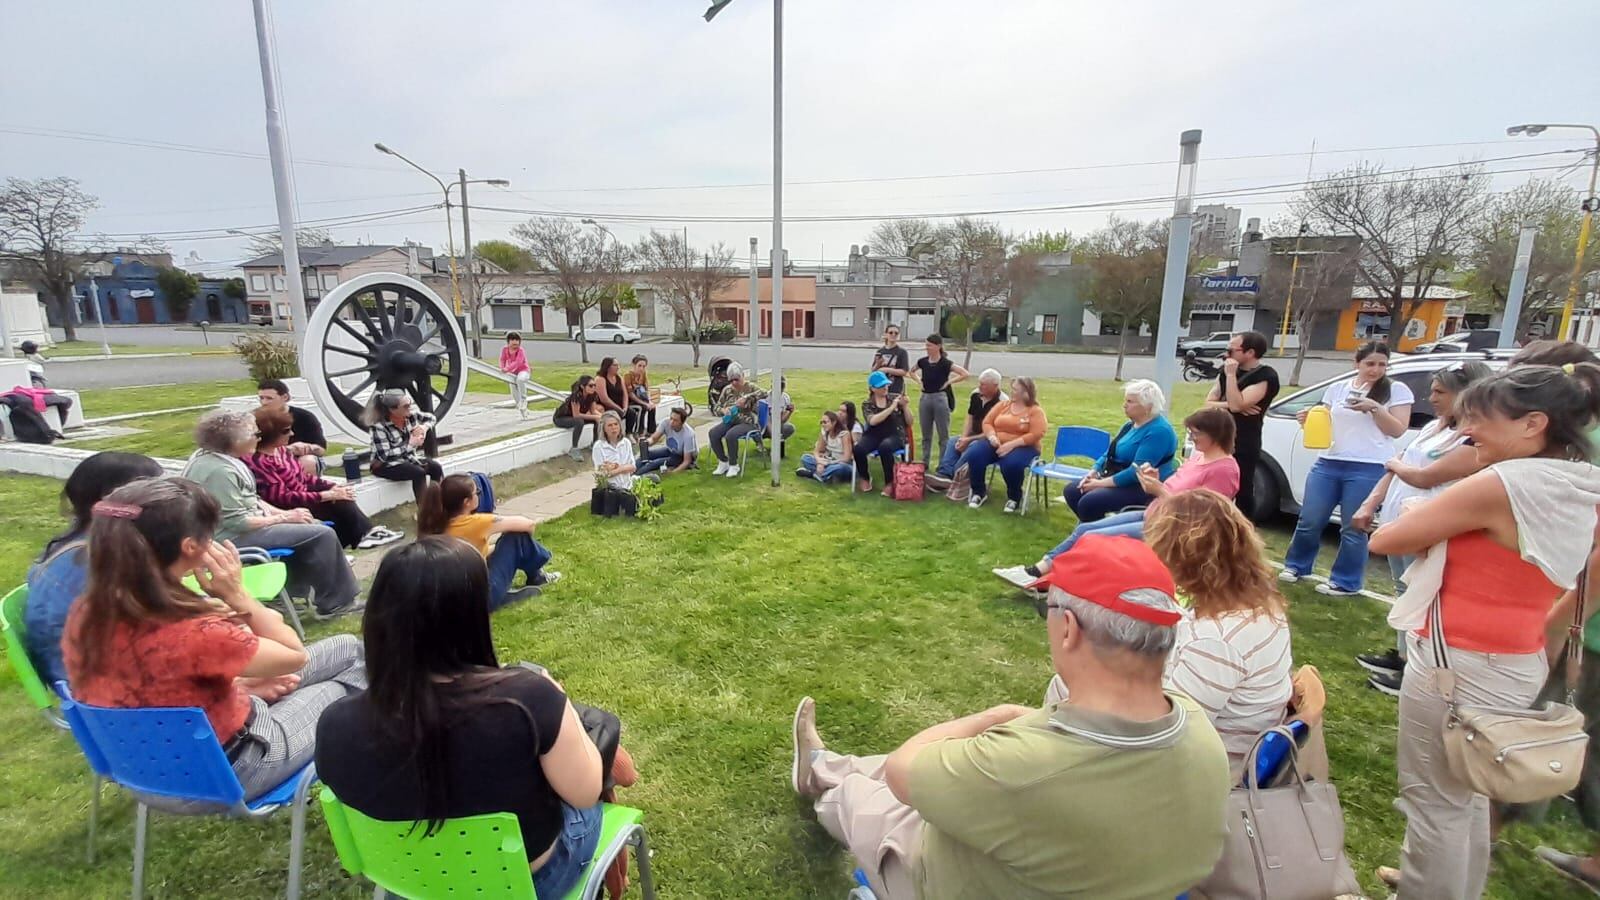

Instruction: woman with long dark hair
[315,538,605,899]
[1282,341,1414,595]
[595,356,627,418]
[552,376,604,461]
[1370,363,1600,898]
[64,477,366,800]
[419,473,559,610]
[23,451,164,687]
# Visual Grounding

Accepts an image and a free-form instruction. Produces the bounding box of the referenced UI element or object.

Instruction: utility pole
[251,0,303,332]
[88,275,111,356]
[459,169,480,356]
[1153,130,1202,400]
[749,237,759,373]
[1501,224,1539,348]
[768,0,785,484]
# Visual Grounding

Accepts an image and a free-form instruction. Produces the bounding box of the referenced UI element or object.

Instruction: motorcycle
[1182,350,1222,383]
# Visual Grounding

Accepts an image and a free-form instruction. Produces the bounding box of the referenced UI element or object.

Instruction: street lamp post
[1154,129,1203,401]
[706,0,784,484]
[748,237,759,373]
[456,172,509,355]
[1508,123,1600,341]
[374,142,462,317]
[1502,224,1539,348]
[250,0,304,333]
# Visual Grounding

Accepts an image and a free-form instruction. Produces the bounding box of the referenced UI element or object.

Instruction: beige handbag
[1431,571,1589,804]
[1195,727,1359,900]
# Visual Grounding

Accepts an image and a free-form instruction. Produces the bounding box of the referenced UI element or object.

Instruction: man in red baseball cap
[788,535,1230,899]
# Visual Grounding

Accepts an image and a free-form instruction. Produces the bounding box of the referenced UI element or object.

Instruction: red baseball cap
[1029,534,1182,627]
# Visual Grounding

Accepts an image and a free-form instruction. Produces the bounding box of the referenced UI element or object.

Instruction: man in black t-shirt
[1205,331,1280,517]
[258,378,328,477]
[870,324,911,394]
[936,368,1007,478]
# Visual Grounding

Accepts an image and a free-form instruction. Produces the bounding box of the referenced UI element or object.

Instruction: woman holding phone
[1281,341,1413,596]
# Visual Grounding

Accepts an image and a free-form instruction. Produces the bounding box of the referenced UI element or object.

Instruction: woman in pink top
[1019,407,1239,576]
[499,332,532,419]
[1370,363,1600,900]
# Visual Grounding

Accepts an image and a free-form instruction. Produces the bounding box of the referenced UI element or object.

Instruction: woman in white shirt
[1281,341,1414,596]
[591,411,637,491]
[1349,360,1492,693]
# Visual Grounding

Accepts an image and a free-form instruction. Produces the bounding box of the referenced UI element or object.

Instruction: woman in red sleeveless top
[1371,363,1600,899]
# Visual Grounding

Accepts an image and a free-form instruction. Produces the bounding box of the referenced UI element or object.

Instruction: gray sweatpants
[918,392,950,464]
[232,522,361,614]
[233,634,367,799]
[1395,633,1544,900]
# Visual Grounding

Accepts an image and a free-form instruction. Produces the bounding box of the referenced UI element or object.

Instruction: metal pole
[1558,140,1600,341]
[459,169,481,356]
[1502,224,1539,348]
[1153,129,1202,400]
[769,0,784,484]
[748,237,759,373]
[89,276,111,356]
[251,0,302,332]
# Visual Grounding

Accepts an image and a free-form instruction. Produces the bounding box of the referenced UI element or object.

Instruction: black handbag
[515,663,623,790]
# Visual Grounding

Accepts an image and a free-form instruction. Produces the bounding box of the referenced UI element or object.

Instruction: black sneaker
[1368,669,1403,698]
[1356,648,1405,676]
[795,467,811,480]
[317,597,367,619]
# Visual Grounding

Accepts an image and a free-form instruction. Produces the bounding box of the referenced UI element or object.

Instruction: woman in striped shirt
[247,406,403,550]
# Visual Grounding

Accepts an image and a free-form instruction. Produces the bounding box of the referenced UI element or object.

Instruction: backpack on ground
[470,471,495,513]
[945,463,972,503]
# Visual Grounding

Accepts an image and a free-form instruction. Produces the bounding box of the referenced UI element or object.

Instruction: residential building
[1192,204,1242,258]
[813,245,948,341]
[240,243,431,327]
[708,267,818,339]
[71,259,248,326]
[1235,230,1363,351]
[1009,253,1091,347]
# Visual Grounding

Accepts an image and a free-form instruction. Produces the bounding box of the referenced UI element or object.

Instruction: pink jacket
[499,345,529,376]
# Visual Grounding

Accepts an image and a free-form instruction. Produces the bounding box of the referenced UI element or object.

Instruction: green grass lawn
[0,373,1591,898]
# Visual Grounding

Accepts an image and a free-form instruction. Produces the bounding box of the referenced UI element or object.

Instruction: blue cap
[867,371,891,389]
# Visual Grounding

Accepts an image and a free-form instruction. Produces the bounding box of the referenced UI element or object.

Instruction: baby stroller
[707,356,735,408]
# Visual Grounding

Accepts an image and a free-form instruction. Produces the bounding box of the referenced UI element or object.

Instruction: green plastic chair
[179,559,304,638]
[1,583,109,862]
[320,789,657,900]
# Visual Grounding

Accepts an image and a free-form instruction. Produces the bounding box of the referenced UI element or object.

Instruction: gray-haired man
[935,368,1007,479]
[789,534,1229,899]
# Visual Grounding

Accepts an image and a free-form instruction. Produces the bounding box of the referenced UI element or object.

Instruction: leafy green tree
[474,239,536,273]
[157,267,200,320]
[1463,177,1600,340]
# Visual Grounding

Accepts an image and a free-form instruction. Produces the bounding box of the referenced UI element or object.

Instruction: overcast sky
[3,0,1596,272]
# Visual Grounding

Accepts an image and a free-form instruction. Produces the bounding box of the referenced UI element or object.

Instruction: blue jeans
[1284,458,1385,592]
[636,445,686,475]
[959,441,1039,502]
[799,453,852,483]
[936,437,964,479]
[1046,508,1148,560]
[487,532,553,611]
[1063,480,1150,523]
[532,802,603,900]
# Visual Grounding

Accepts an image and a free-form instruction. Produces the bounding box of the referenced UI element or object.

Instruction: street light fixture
[1506,122,1600,340]
[375,142,464,316]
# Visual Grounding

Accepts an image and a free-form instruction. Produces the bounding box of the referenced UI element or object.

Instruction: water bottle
[342,448,362,482]
[1302,404,1332,450]
[1252,719,1310,786]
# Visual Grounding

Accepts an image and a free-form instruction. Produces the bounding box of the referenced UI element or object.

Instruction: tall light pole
[1502,224,1539,348]
[1153,129,1202,400]
[1508,123,1600,341]
[748,237,759,373]
[454,172,509,355]
[375,142,462,316]
[706,0,784,484]
[250,0,303,332]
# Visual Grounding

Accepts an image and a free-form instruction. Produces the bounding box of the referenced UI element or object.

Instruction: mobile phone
[1344,386,1368,408]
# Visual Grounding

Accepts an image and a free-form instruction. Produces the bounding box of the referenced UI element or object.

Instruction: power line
[90,204,442,240]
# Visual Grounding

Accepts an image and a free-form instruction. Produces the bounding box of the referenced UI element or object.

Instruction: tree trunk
[1290,312,1315,386]
[1114,322,1129,381]
[569,308,589,364]
[963,331,975,369]
[689,332,701,367]
[47,291,78,341]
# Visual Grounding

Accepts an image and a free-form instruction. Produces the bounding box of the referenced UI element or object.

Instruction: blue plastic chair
[56,683,318,899]
[737,400,772,474]
[1028,426,1112,513]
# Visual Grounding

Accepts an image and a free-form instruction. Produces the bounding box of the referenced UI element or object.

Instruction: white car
[583,322,642,344]
[1247,351,1510,522]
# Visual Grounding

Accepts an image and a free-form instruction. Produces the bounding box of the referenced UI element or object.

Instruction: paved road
[49,354,247,390]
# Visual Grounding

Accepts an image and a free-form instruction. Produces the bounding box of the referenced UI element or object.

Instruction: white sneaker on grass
[712,461,729,476]
[725,465,741,478]
[1003,500,1019,514]
[968,493,987,509]
[1316,582,1358,597]
[1278,570,1301,584]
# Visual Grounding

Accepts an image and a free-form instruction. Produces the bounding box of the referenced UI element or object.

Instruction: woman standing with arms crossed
[1281,341,1414,596]
[908,334,969,465]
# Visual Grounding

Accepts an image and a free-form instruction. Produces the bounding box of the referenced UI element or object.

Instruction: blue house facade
[70,261,248,326]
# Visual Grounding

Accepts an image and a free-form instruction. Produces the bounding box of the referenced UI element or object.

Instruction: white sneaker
[1003,500,1019,514]
[356,527,404,549]
[1278,570,1301,584]
[968,493,987,509]
[725,465,741,478]
[713,461,729,475]
[538,570,562,587]
[1316,582,1358,597]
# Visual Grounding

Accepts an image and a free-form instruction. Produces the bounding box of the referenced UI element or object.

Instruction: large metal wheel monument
[301,273,468,442]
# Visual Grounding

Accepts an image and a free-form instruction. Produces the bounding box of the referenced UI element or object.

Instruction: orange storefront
[1333,287,1467,352]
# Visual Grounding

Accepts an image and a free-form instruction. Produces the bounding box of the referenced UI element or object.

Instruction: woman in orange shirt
[955,376,1047,513]
[418,474,560,611]
[1370,363,1600,899]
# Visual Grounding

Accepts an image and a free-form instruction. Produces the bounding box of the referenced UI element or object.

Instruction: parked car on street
[1176,331,1233,357]
[583,322,642,343]
[1410,328,1500,354]
[1244,350,1511,522]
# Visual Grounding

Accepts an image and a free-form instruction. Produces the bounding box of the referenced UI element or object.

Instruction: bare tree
[512,217,629,363]
[1464,177,1600,341]
[1081,216,1169,380]
[924,218,1040,367]
[244,225,333,258]
[1259,229,1362,385]
[634,231,738,366]
[868,218,939,259]
[1293,162,1488,338]
[0,177,97,341]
